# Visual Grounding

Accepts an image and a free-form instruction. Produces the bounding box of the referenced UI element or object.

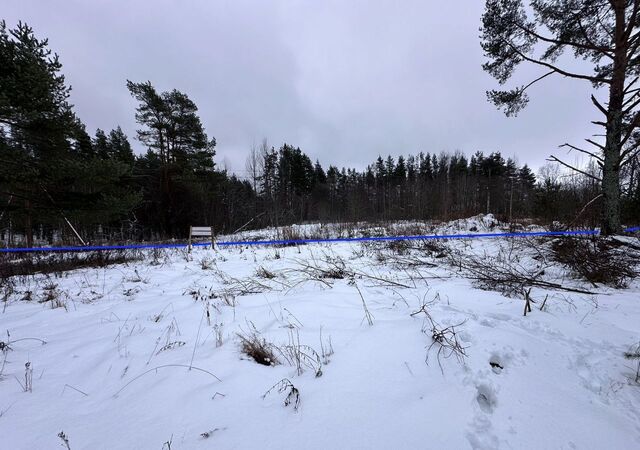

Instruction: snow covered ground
[1,218,639,449]
[217,213,528,243]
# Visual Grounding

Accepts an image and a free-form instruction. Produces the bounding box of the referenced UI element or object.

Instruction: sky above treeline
[5,0,603,174]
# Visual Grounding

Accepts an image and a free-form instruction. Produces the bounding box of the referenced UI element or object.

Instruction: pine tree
[107,127,135,165]
[127,80,216,234]
[481,0,640,234]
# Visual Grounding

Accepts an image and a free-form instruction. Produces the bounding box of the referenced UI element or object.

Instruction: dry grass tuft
[237,326,279,366]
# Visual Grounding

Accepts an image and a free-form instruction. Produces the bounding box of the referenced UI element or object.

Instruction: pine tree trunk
[601,1,626,235]
[601,131,622,235]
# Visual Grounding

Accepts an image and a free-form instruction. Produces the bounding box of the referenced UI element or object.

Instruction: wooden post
[188,226,193,253]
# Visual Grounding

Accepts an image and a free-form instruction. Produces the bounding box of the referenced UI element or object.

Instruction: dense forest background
[1,21,639,246]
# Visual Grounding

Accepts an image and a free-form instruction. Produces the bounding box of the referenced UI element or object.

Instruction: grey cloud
[5,0,602,174]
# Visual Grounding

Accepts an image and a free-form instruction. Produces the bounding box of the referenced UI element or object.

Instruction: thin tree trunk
[25,197,33,247]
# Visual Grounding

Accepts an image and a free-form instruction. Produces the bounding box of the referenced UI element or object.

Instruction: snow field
[1,227,639,449]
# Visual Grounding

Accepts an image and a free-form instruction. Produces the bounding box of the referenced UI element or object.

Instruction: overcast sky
[5,0,602,174]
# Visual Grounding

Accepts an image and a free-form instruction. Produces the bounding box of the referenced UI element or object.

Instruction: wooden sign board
[188,226,215,252]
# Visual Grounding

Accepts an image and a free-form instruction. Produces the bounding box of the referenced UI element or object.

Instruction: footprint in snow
[476,382,498,414]
[466,410,500,449]
[489,355,504,374]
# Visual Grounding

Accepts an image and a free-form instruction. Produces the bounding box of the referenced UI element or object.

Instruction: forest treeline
[1,21,639,246]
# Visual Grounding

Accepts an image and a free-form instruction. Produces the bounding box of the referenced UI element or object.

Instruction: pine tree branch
[626,29,640,57]
[573,13,616,58]
[591,95,609,116]
[596,6,615,40]
[624,0,640,42]
[559,143,604,162]
[510,19,613,58]
[621,142,640,165]
[621,111,640,147]
[503,40,610,84]
[623,93,640,115]
[624,76,640,94]
[585,138,606,151]
[522,71,555,91]
[547,156,602,181]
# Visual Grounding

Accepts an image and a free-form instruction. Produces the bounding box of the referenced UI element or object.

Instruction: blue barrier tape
[3,226,634,253]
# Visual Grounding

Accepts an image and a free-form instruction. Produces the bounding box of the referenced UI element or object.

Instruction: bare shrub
[186,271,274,305]
[147,318,182,364]
[448,248,594,296]
[418,239,450,258]
[624,342,640,384]
[0,337,11,379]
[149,247,168,266]
[295,255,348,280]
[39,282,67,309]
[275,227,307,247]
[262,378,300,411]
[411,299,467,372]
[58,431,71,450]
[0,250,142,279]
[237,326,279,366]
[387,239,411,255]
[319,327,334,365]
[278,328,322,377]
[214,322,224,347]
[428,321,468,370]
[14,361,34,392]
[156,341,186,354]
[1,277,15,312]
[200,427,225,439]
[124,269,147,283]
[551,237,637,288]
[353,282,374,326]
[256,266,276,279]
[1,332,46,380]
[199,257,216,270]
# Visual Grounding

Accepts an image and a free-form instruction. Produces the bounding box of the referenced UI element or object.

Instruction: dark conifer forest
[1,20,639,245]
